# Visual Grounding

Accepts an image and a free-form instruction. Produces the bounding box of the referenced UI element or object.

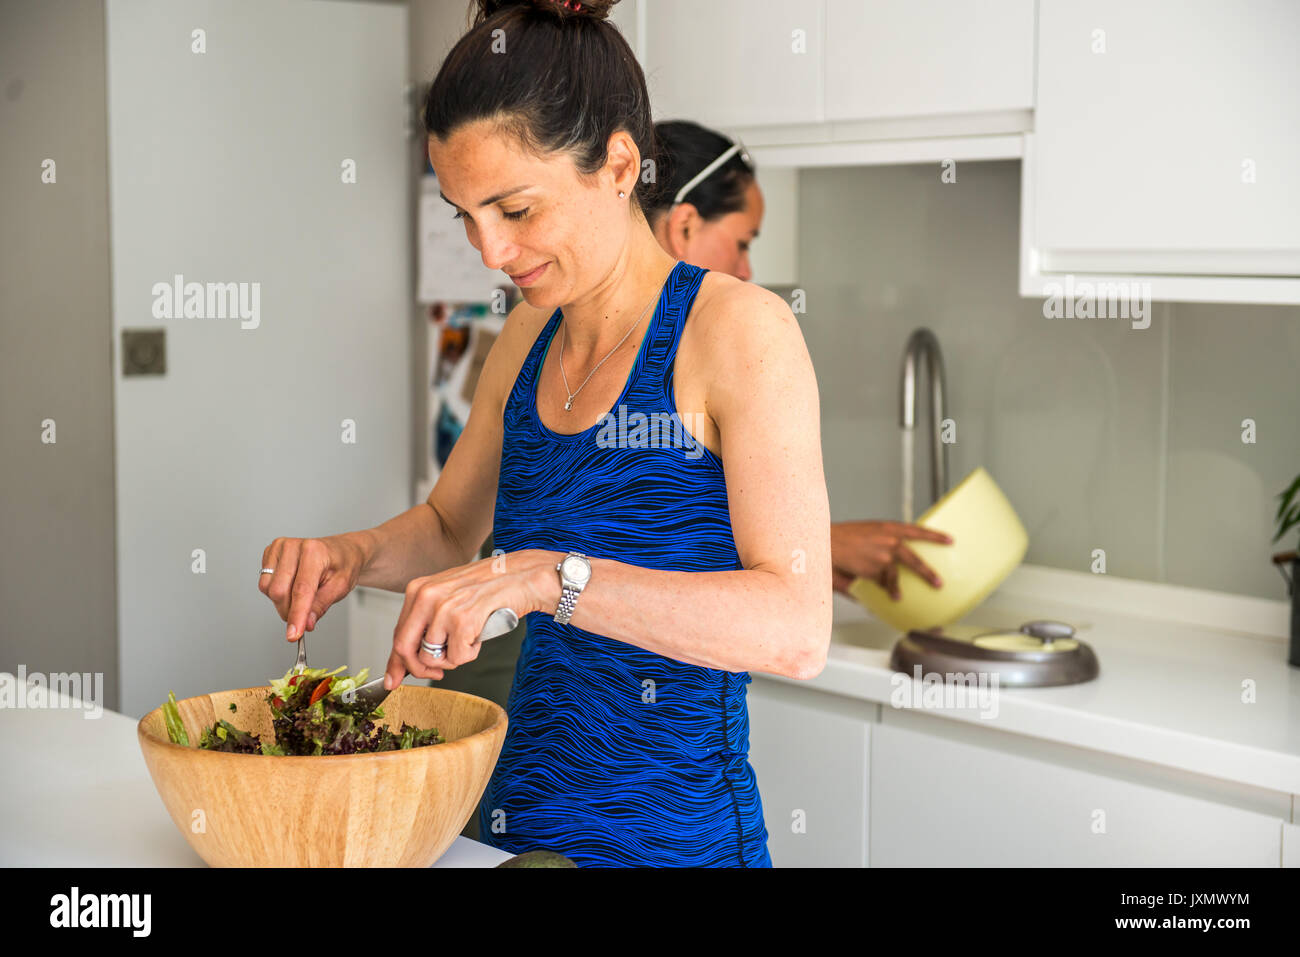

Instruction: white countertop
[767,565,1300,796]
[5,564,1294,865]
[0,675,510,868]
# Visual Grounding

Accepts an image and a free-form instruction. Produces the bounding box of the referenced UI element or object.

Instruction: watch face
[562,555,590,584]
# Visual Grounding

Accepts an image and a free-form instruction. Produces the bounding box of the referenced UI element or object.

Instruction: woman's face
[427,119,638,308]
[655,178,764,281]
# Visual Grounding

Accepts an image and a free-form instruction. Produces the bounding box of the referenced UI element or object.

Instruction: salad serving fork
[292,630,308,675]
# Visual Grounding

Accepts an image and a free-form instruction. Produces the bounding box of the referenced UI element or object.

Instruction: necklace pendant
[564,399,572,411]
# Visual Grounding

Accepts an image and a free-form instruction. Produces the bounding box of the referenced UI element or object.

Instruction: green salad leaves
[160,667,444,756]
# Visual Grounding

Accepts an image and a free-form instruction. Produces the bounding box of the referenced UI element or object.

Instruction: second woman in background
[646,119,953,599]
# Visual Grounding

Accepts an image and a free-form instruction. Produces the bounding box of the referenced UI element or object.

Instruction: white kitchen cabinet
[824,0,1035,131]
[641,0,1034,142]
[637,0,1034,287]
[871,708,1286,867]
[747,677,872,867]
[1025,0,1300,302]
[641,0,824,129]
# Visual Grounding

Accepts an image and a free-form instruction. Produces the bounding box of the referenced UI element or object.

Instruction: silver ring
[419,639,445,659]
[260,567,275,575]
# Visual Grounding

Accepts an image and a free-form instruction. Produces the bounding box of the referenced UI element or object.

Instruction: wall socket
[122,328,165,376]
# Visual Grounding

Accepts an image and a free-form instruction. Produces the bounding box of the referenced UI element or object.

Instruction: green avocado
[496,850,577,868]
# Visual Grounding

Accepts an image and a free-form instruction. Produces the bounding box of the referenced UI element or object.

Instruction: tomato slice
[309,676,333,705]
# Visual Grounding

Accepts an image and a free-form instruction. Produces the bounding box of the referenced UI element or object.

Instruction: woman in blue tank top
[417,0,832,868]
[260,0,831,868]
[480,259,774,866]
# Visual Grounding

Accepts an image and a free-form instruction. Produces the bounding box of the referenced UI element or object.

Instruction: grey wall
[798,160,1300,601]
[0,0,119,709]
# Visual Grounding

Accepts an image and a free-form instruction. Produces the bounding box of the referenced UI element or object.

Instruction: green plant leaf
[1276,474,1300,522]
[1275,502,1300,543]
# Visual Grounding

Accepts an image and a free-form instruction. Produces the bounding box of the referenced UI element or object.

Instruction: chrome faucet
[899,328,949,522]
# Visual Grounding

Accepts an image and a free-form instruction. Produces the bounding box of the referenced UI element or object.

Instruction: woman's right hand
[258,534,368,641]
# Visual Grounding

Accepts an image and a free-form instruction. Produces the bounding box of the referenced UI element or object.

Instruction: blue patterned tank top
[478,260,771,867]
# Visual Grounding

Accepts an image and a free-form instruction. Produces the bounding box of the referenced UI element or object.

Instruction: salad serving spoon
[344,606,519,712]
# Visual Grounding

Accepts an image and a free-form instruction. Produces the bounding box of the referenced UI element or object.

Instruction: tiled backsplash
[793,160,1299,601]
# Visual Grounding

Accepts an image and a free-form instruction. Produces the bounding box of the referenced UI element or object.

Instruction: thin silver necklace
[557,264,672,412]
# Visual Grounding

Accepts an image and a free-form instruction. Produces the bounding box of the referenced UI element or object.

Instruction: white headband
[671,137,752,206]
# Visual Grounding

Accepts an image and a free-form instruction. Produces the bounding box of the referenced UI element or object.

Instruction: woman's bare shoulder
[688,270,802,353]
[674,270,812,446]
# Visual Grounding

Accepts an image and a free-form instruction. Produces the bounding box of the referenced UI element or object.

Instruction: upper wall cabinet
[640,0,1034,146]
[824,0,1035,130]
[642,0,824,129]
[635,0,1034,286]
[1025,0,1300,303]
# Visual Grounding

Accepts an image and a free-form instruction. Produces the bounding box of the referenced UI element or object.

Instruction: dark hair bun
[434,0,655,215]
[476,0,618,23]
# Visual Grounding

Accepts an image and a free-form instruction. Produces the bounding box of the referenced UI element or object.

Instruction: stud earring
[618,191,625,198]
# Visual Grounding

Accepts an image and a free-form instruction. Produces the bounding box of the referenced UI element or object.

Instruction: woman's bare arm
[552,283,831,677]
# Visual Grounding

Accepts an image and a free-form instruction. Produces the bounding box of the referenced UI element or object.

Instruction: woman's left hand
[829,520,952,599]
[384,549,558,688]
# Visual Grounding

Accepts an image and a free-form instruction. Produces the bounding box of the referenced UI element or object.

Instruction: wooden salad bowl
[137,685,507,867]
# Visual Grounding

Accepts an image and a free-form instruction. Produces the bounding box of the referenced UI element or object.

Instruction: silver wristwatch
[553,551,591,625]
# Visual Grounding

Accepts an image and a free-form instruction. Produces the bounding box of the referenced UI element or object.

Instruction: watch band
[554,584,580,625]
[553,551,589,625]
